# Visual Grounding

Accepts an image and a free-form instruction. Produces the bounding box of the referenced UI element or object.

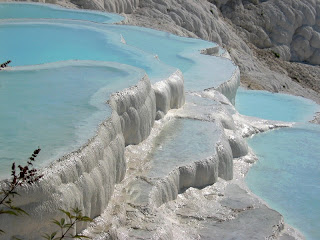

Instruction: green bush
[0,149,92,239]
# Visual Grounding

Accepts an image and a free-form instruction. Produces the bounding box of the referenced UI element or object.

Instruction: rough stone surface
[310,112,320,124]
[200,206,284,239]
[213,0,320,64]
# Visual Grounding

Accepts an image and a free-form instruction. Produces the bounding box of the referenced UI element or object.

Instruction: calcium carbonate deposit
[0,1,319,240]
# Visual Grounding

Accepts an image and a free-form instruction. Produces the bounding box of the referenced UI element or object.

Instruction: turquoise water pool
[235,87,319,122]
[107,25,236,90]
[0,3,237,178]
[236,88,320,240]
[147,118,219,178]
[0,62,144,178]
[0,20,175,81]
[0,2,123,23]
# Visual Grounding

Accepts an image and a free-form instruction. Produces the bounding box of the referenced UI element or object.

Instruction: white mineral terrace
[0,2,307,240]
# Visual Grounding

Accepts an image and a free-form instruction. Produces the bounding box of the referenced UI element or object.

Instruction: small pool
[146,118,220,178]
[236,88,320,240]
[235,87,318,122]
[0,61,144,178]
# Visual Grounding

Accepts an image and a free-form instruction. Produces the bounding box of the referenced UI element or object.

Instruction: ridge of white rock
[108,75,157,146]
[208,66,240,105]
[0,1,308,239]
[0,69,186,238]
[81,90,297,240]
[152,70,185,120]
[119,90,248,210]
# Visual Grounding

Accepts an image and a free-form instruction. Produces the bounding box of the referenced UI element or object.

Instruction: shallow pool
[0,2,237,179]
[0,2,123,23]
[246,124,320,240]
[236,88,320,240]
[0,61,144,178]
[147,118,219,178]
[0,20,175,81]
[235,87,318,122]
[107,25,236,90]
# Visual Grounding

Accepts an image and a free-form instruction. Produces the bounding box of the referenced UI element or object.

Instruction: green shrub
[0,149,92,239]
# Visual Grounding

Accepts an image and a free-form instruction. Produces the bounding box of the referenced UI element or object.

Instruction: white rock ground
[1,0,319,239]
[82,90,302,240]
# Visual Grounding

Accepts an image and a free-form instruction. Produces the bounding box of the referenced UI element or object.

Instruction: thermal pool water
[3,2,318,239]
[0,3,236,179]
[0,62,144,177]
[147,118,219,178]
[0,2,123,23]
[236,88,320,240]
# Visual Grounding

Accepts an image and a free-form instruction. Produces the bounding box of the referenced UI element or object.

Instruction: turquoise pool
[0,2,123,23]
[0,20,175,81]
[236,88,320,240]
[235,87,319,122]
[0,61,144,178]
[0,2,237,178]
[147,118,219,178]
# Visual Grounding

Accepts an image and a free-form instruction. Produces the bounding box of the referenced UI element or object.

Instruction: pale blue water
[235,87,319,122]
[236,88,320,240]
[0,62,144,178]
[147,118,219,178]
[0,20,175,81]
[0,18,236,87]
[0,2,236,179]
[0,2,123,23]
[108,25,235,90]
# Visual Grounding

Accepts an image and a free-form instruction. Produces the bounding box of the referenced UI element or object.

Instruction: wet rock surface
[1,1,315,239]
[82,91,300,239]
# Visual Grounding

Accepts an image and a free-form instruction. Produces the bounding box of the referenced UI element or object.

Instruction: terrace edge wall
[0,71,185,239]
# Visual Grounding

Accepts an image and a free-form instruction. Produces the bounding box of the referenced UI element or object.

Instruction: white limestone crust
[214,66,240,105]
[135,91,247,209]
[0,111,126,238]
[0,70,187,238]
[152,70,185,120]
[109,75,156,145]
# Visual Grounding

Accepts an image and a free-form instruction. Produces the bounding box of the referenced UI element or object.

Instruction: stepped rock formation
[3,0,319,101]
[0,0,317,239]
[38,0,319,103]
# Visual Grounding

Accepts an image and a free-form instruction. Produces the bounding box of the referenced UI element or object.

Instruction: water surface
[235,88,318,122]
[236,88,320,240]
[0,2,123,23]
[0,2,237,179]
[0,62,143,178]
[147,118,219,178]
